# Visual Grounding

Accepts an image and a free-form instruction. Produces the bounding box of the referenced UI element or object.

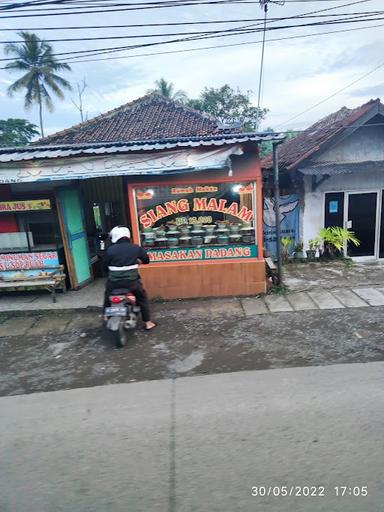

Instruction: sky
[0,0,383,136]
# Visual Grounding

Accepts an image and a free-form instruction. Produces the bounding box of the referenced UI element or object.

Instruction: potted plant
[280,236,293,264]
[318,227,360,258]
[306,238,320,261]
[293,241,304,259]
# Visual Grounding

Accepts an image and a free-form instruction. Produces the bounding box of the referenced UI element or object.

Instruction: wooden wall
[140,259,266,299]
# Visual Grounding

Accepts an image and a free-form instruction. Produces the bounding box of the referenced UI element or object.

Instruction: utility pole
[256,0,285,128]
[257,0,285,284]
[273,142,283,285]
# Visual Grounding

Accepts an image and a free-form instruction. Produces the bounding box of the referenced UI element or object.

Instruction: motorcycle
[105,289,141,347]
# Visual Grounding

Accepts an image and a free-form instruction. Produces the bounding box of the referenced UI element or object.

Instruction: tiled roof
[37,93,221,145]
[262,98,382,170]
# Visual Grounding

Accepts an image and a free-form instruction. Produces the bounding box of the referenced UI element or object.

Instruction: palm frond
[5,60,30,72]
[43,72,72,91]
[40,83,54,112]
[43,75,65,99]
[4,42,21,56]
[7,71,34,96]
[24,84,35,110]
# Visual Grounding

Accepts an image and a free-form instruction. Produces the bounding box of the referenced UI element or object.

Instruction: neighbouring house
[263,98,384,260]
[0,93,283,298]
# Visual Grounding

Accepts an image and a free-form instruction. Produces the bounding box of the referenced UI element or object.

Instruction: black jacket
[104,240,150,281]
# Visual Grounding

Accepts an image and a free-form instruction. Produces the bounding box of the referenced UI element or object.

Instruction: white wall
[301,123,384,251]
[302,169,384,250]
[314,125,384,163]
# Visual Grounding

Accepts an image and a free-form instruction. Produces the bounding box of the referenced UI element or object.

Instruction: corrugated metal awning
[0,132,284,163]
[0,146,253,184]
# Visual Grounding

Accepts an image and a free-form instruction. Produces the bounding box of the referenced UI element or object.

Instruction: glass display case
[132,181,258,262]
[0,200,61,253]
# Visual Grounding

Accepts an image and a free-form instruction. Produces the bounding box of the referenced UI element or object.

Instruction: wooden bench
[0,265,66,303]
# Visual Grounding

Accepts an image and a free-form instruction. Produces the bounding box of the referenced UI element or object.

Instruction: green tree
[0,118,39,146]
[147,78,187,103]
[5,31,72,137]
[188,84,268,130]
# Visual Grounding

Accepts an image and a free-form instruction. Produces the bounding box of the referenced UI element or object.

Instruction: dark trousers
[104,278,151,322]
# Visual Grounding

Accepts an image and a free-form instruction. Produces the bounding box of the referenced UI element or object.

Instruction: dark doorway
[347,192,377,257]
[325,192,344,228]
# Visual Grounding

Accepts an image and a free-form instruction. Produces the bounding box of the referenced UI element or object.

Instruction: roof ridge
[36,92,158,144]
[262,98,383,169]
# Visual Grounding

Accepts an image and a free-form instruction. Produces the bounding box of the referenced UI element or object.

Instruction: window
[0,200,60,253]
[133,181,258,262]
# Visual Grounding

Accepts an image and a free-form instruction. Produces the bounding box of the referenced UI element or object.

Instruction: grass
[268,283,289,295]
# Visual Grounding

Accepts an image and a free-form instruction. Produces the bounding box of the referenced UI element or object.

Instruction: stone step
[241,297,269,316]
[331,289,369,308]
[307,290,345,310]
[264,295,293,313]
[352,288,384,306]
[286,292,318,311]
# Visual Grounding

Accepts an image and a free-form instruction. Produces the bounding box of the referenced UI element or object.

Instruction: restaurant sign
[139,197,253,228]
[0,251,59,280]
[148,245,257,262]
[0,199,51,212]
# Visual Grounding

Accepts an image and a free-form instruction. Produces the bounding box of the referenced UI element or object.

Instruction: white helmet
[110,226,131,243]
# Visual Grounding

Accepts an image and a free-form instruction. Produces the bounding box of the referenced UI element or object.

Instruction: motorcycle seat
[110,288,134,295]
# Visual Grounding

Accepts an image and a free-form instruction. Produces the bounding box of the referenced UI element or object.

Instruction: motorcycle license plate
[105,306,127,316]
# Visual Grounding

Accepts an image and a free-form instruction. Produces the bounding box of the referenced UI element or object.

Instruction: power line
[2,9,380,30]
[263,122,384,135]
[0,0,264,17]
[0,0,255,10]
[1,9,380,61]
[1,16,382,69]
[57,20,384,65]
[277,61,384,128]
[1,11,382,44]
[0,0,372,17]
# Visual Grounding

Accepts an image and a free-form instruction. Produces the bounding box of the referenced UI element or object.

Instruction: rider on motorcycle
[103,226,156,331]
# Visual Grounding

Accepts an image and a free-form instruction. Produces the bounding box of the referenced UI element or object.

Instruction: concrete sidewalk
[0,260,383,315]
[0,278,106,312]
[242,286,384,315]
[1,278,384,316]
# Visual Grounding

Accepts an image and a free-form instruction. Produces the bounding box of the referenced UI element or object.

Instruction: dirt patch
[284,260,384,291]
[0,305,384,396]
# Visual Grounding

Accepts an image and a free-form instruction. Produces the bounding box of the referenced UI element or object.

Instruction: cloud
[349,84,384,98]
[1,0,384,132]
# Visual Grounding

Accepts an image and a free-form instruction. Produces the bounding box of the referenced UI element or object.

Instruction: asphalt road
[1,362,383,512]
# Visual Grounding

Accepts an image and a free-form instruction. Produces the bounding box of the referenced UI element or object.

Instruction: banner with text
[148,245,257,263]
[0,251,59,280]
[263,194,300,259]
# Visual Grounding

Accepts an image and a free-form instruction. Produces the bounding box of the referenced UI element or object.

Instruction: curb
[0,306,103,318]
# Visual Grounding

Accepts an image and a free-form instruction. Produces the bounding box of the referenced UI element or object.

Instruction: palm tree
[147,78,187,103]
[5,32,72,137]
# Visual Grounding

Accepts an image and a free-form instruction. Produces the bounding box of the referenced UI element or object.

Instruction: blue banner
[0,251,59,280]
[263,194,300,259]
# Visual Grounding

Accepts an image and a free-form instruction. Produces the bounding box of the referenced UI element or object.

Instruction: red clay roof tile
[262,98,382,170]
[37,93,220,145]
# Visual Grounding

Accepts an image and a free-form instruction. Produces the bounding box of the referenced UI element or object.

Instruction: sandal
[144,322,157,331]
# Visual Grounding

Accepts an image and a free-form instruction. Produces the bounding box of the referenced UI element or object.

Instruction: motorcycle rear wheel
[113,321,127,348]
